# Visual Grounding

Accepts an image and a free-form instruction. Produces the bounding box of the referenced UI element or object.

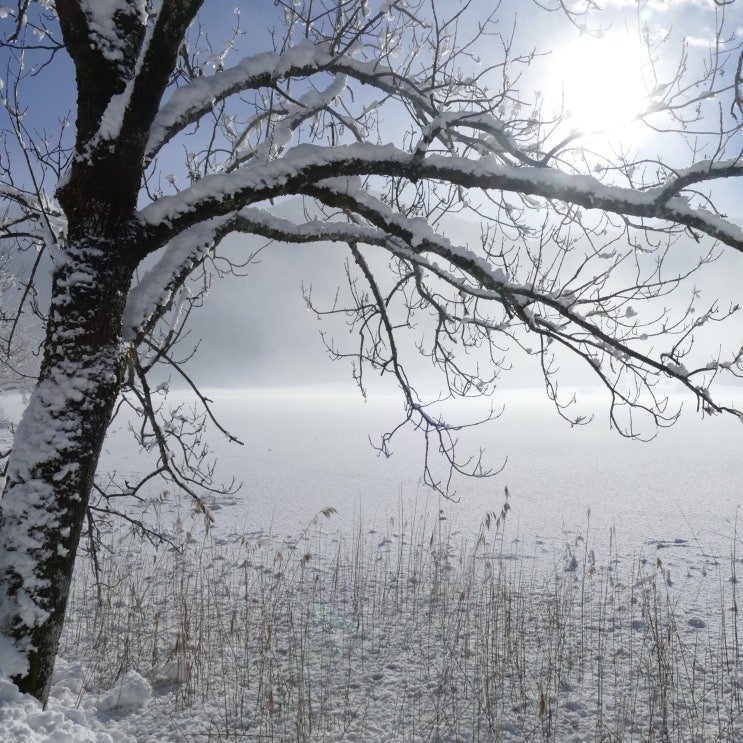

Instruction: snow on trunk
[0,241,135,703]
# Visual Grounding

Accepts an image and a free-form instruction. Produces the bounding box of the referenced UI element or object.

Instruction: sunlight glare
[546,32,648,136]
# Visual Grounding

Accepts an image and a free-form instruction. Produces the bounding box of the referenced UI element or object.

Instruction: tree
[0,0,741,704]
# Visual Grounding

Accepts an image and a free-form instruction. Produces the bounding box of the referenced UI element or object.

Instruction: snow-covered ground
[1,388,743,741]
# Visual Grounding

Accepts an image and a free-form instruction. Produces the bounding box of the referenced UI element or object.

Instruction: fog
[179,202,743,410]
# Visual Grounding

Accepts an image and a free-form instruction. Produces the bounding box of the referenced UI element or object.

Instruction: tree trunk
[0,240,135,703]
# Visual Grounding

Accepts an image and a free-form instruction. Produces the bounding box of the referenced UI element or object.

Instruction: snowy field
[2,387,743,741]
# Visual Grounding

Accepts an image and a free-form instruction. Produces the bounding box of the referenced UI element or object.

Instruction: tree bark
[0,1,203,705]
[0,241,135,702]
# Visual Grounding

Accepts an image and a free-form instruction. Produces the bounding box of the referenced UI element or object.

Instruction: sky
[183,0,743,390]
[0,0,742,395]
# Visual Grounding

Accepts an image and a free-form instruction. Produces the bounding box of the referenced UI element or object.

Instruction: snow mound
[0,678,113,742]
[98,671,152,713]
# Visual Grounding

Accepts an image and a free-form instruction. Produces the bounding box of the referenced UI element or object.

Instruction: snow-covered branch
[138,142,743,254]
[146,40,341,161]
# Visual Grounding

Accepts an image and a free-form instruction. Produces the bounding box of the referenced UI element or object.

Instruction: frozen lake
[3,385,741,560]
[5,386,741,742]
[89,386,743,566]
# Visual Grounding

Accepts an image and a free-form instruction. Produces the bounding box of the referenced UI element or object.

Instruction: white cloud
[579,0,723,10]
[685,34,716,48]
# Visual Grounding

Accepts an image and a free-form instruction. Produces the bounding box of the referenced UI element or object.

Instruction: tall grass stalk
[61,497,743,742]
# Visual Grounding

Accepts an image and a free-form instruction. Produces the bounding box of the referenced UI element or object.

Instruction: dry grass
[60,496,743,741]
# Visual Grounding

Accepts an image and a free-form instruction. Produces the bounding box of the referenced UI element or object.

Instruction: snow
[5,3,743,734]
[146,39,337,159]
[88,2,160,148]
[95,79,135,144]
[138,138,743,260]
[252,74,349,160]
[123,215,232,341]
[79,0,147,63]
[0,676,117,743]
[1,390,743,741]
[97,672,151,713]
[0,185,64,249]
[0,636,28,681]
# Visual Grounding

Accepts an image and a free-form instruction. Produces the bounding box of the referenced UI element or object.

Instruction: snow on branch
[146,40,339,161]
[302,177,742,428]
[229,205,389,245]
[138,141,743,254]
[145,35,446,164]
[0,184,65,248]
[0,184,61,220]
[123,214,233,342]
[653,157,743,201]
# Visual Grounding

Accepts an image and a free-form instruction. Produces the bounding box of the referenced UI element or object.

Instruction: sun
[545,31,649,136]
